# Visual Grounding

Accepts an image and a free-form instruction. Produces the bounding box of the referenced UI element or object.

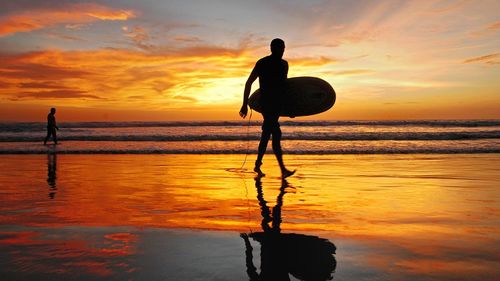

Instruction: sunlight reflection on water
[0,154,499,280]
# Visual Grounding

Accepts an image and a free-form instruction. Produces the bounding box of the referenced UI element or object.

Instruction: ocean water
[1,120,499,154]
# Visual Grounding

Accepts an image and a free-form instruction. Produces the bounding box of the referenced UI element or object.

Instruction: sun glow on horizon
[0,0,499,121]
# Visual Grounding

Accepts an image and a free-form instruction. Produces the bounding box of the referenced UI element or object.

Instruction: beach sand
[0,154,499,280]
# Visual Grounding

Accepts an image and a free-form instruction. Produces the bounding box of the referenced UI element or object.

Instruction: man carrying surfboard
[240,38,295,178]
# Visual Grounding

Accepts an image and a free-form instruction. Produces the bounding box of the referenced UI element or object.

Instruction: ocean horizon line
[1,119,500,128]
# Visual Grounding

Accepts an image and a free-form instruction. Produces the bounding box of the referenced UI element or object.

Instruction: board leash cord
[240,109,253,170]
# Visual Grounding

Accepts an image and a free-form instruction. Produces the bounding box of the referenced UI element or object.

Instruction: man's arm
[284,60,293,118]
[240,66,259,118]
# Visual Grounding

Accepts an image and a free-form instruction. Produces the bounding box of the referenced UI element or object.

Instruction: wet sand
[0,154,499,280]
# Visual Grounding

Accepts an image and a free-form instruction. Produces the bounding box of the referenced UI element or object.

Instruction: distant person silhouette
[240,176,337,280]
[43,108,59,145]
[240,38,295,178]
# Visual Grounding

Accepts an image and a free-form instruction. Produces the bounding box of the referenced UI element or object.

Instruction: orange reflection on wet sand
[0,155,498,233]
[0,229,137,276]
[0,154,499,280]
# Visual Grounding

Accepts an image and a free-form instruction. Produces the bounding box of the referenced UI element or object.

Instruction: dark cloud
[0,62,90,80]
[127,95,147,100]
[0,51,92,77]
[18,81,68,89]
[172,95,197,102]
[463,53,500,64]
[16,90,103,99]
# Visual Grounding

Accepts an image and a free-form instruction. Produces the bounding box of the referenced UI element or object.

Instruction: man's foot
[253,166,265,177]
[281,169,295,179]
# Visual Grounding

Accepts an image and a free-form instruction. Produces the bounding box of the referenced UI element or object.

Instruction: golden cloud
[333,69,375,76]
[487,21,500,31]
[0,46,340,110]
[0,3,136,37]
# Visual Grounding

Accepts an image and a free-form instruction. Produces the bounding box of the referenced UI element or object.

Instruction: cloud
[333,69,375,76]
[172,95,198,102]
[0,61,90,80]
[0,46,257,106]
[45,31,85,42]
[15,81,105,100]
[470,21,500,37]
[288,56,338,67]
[64,23,89,30]
[127,95,147,100]
[429,0,471,14]
[16,90,103,99]
[174,35,202,43]
[173,45,247,57]
[486,21,500,31]
[122,26,153,51]
[0,81,13,88]
[463,53,500,64]
[0,3,136,37]
[18,81,68,89]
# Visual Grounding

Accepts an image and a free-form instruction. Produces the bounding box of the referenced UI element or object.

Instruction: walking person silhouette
[43,108,59,145]
[240,38,295,178]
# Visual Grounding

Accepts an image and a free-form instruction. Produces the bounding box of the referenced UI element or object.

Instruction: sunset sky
[0,0,499,121]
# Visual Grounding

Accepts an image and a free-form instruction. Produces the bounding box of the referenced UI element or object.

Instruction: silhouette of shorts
[262,113,280,132]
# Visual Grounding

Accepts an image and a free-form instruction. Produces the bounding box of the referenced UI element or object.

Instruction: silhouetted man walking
[240,38,294,178]
[44,108,59,145]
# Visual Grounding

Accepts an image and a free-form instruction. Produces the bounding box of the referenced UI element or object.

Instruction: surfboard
[248,77,335,117]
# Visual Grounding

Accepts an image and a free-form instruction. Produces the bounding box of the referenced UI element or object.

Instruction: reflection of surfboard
[250,232,337,280]
[248,77,336,117]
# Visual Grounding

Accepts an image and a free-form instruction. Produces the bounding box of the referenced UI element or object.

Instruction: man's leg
[44,129,51,145]
[255,114,274,175]
[255,130,271,175]
[269,117,295,178]
[52,128,58,144]
[271,127,285,170]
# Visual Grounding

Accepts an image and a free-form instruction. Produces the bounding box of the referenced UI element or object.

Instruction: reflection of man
[240,38,294,178]
[240,177,337,281]
[47,153,57,199]
[44,108,59,145]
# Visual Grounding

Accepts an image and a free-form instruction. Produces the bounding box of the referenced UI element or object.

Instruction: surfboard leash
[239,109,253,170]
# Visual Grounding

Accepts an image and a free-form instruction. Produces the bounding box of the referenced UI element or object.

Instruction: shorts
[261,113,280,132]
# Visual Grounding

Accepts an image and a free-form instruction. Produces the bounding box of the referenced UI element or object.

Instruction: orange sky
[0,0,499,121]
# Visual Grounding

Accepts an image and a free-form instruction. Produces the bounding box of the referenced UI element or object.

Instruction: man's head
[50,108,56,114]
[270,38,285,58]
